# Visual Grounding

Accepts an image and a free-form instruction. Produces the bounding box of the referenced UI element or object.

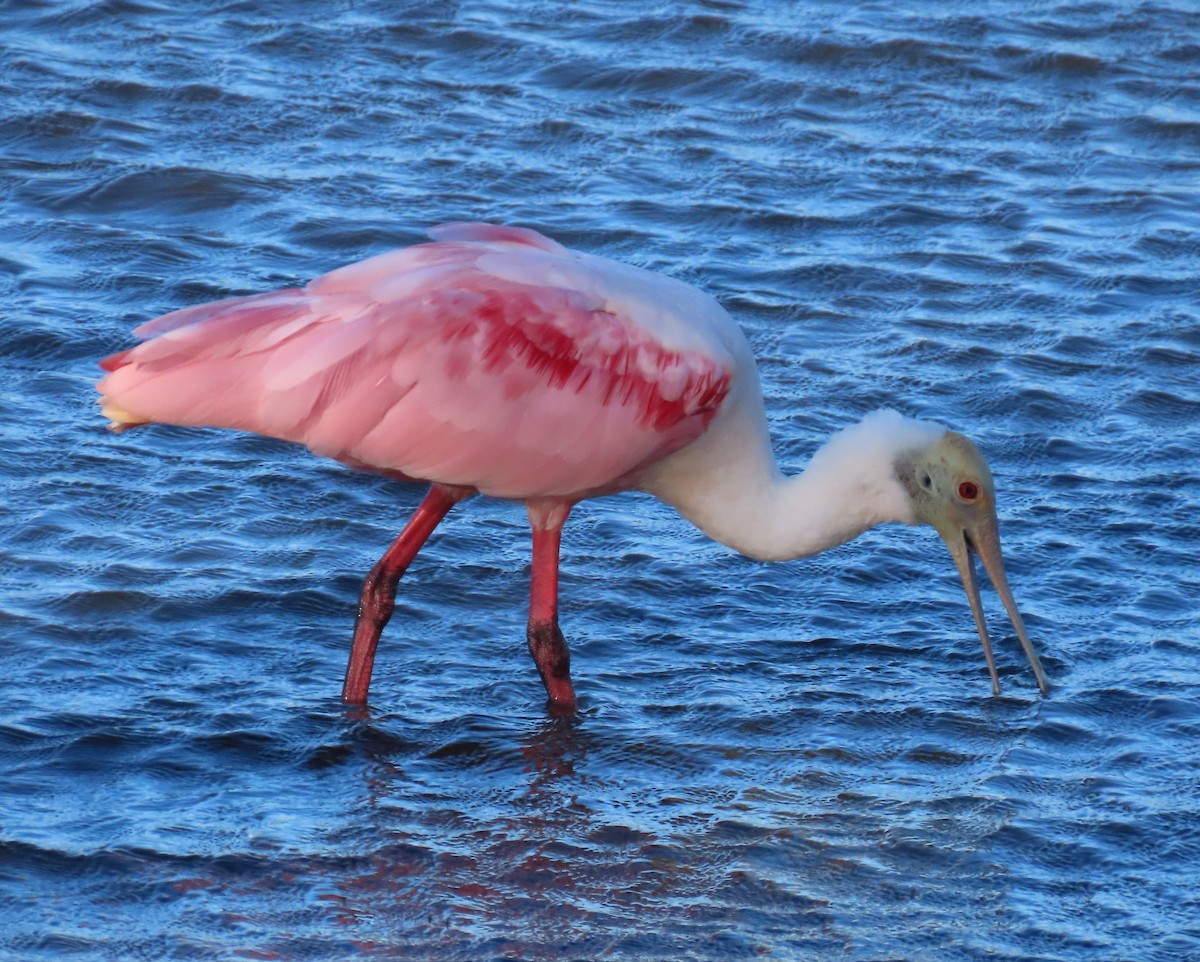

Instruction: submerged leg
[341,484,466,704]
[526,501,576,713]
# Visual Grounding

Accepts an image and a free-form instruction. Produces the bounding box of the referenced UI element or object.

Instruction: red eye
[958,481,980,501]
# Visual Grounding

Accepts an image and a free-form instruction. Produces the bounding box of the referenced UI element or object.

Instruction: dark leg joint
[528,621,571,679]
[527,620,576,712]
[357,562,403,632]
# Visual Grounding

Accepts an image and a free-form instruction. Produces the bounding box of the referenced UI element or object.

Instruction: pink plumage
[100,223,732,501]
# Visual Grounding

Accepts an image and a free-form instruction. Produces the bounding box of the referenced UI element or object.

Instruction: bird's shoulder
[313,224,741,371]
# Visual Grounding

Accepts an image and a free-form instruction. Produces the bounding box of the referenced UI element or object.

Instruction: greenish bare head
[897,431,1049,696]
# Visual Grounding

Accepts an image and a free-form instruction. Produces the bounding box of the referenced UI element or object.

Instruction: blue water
[2,1,1199,959]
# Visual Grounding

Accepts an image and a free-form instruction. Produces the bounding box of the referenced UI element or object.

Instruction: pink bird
[98,222,1049,712]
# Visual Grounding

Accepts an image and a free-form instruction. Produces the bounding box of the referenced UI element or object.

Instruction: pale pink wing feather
[99,225,734,499]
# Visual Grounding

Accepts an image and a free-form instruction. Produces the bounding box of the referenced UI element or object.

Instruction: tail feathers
[98,349,144,431]
[97,287,318,436]
[99,348,134,373]
[99,397,147,433]
[132,288,305,339]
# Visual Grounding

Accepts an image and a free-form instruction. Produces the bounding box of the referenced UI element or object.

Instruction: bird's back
[99,223,741,499]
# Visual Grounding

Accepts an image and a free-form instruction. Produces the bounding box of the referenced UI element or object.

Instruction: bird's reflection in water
[324,705,615,957]
[519,710,591,789]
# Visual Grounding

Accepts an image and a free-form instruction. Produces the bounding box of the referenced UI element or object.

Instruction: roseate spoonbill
[98,222,1049,711]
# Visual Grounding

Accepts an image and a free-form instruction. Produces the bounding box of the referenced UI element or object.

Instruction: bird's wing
[98,225,735,499]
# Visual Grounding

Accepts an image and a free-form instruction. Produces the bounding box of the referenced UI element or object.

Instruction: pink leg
[342,485,465,704]
[526,501,577,713]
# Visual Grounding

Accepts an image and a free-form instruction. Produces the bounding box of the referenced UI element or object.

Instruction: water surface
[2,1,1198,959]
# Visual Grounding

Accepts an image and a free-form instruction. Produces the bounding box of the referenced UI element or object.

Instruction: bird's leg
[526,500,576,713]
[341,484,467,704]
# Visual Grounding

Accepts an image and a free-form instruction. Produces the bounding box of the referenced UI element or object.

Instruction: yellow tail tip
[99,398,146,433]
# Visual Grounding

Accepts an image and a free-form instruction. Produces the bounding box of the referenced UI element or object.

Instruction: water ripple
[2,1,1199,960]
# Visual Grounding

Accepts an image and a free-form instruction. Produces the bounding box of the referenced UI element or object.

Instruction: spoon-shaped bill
[945,537,1001,695]
[940,517,1050,695]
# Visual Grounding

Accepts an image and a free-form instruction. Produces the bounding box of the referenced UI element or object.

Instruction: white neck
[642,403,946,562]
